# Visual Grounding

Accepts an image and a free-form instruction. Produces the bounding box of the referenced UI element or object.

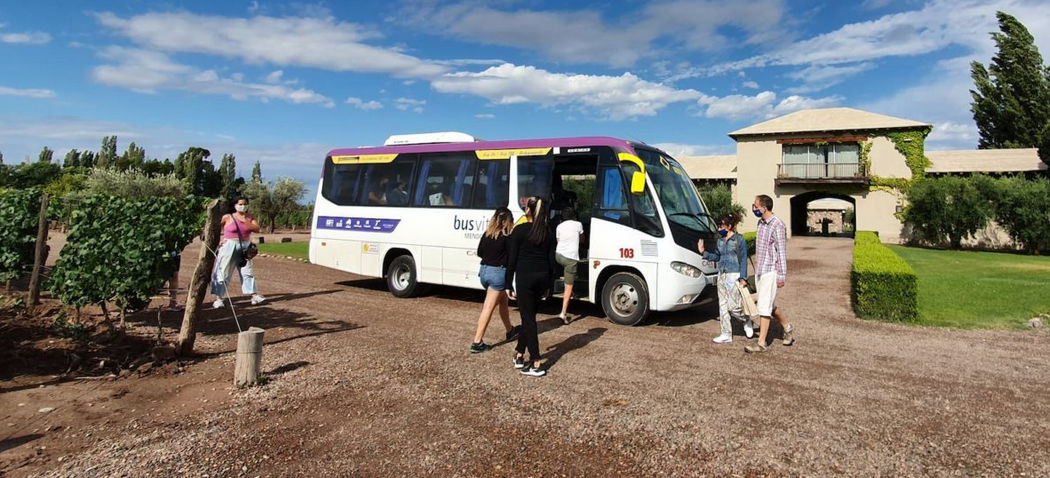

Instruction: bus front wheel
[386,255,422,298]
[601,272,650,326]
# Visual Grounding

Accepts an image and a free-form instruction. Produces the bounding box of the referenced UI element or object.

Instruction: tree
[97,136,118,169]
[116,142,146,171]
[38,146,54,163]
[142,158,175,177]
[993,176,1050,254]
[9,161,61,189]
[251,161,263,183]
[174,147,221,197]
[80,151,96,169]
[63,149,81,169]
[970,11,1050,166]
[241,176,306,233]
[695,183,746,223]
[903,176,994,248]
[219,153,243,202]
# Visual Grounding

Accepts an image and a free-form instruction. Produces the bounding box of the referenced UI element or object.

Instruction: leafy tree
[903,176,994,248]
[10,161,61,189]
[251,160,263,183]
[970,11,1050,165]
[44,169,89,198]
[80,151,96,169]
[38,146,54,163]
[142,158,175,177]
[993,176,1050,253]
[116,142,146,171]
[174,147,222,197]
[81,168,189,199]
[695,183,746,223]
[219,153,243,202]
[97,136,118,169]
[63,149,82,169]
[241,176,306,233]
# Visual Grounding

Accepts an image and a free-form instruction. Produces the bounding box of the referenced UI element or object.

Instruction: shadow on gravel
[0,434,43,453]
[335,278,388,293]
[268,360,311,376]
[544,327,607,370]
[257,289,343,304]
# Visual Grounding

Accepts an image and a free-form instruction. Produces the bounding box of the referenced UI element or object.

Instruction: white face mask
[235,204,247,213]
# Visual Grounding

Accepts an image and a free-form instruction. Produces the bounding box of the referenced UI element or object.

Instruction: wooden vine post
[176,199,225,356]
[234,327,265,387]
[27,193,49,308]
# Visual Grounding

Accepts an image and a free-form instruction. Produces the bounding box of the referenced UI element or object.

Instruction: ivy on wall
[867,127,932,195]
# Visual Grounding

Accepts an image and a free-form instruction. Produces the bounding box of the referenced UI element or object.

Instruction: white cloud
[95,11,447,78]
[265,70,284,83]
[394,97,426,113]
[0,26,51,45]
[474,113,495,119]
[346,97,384,110]
[431,63,701,119]
[696,90,840,121]
[742,80,759,89]
[0,85,57,98]
[401,1,787,67]
[785,62,874,93]
[92,47,335,107]
[650,142,735,157]
[926,121,979,148]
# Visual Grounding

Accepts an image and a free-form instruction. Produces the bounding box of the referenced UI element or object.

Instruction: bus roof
[326,136,647,158]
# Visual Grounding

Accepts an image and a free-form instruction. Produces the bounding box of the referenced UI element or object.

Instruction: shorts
[479,265,507,291]
[556,253,578,285]
[756,271,779,317]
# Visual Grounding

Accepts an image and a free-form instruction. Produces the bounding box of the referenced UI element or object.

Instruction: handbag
[232,216,258,267]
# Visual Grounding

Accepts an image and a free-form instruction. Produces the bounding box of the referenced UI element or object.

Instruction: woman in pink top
[211,197,265,308]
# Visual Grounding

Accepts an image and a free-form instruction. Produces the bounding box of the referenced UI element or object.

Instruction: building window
[782,143,861,178]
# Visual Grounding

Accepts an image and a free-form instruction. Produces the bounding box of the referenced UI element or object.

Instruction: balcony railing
[777,162,867,183]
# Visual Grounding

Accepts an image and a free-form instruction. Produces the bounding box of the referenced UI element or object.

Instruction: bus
[309,132,719,325]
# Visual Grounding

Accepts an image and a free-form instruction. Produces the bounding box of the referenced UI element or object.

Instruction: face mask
[718,229,728,237]
[752,208,763,218]
[235,204,247,213]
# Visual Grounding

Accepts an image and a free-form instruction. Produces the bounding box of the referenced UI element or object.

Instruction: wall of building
[867,136,912,178]
[732,131,917,242]
[807,210,845,234]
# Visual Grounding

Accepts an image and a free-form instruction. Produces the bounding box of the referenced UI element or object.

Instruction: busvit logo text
[453,215,489,232]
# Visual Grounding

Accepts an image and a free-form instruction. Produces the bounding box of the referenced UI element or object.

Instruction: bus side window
[594,166,631,227]
[357,156,416,207]
[414,153,477,208]
[517,157,553,207]
[620,162,663,237]
[472,159,509,209]
[322,159,361,206]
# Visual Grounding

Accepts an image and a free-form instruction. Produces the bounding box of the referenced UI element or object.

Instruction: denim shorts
[479,265,507,291]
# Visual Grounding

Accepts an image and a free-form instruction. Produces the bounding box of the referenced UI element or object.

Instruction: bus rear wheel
[386,255,422,298]
[601,272,649,326]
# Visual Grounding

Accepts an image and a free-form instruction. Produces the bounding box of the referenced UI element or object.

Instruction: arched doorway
[789,192,856,237]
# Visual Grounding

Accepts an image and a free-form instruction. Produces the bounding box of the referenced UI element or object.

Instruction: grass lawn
[887,245,1050,329]
[257,241,309,262]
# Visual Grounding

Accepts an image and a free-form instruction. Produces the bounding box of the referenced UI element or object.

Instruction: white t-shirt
[556,220,584,260]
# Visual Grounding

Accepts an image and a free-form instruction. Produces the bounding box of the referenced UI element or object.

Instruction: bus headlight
[671,261,702,278]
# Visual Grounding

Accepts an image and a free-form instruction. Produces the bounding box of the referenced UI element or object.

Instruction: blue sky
[2,0,1049,197]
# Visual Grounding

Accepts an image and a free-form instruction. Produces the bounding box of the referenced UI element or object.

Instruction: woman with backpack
[211,197,266,308]
[696,212,754,344]
[506,197,556,377]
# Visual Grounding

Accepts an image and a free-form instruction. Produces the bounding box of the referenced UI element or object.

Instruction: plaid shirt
[755,214,787,282]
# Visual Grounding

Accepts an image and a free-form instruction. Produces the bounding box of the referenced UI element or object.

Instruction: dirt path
[3,237,1048,476]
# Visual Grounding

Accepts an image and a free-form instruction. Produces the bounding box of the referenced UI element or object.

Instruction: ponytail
[526,196,550,245]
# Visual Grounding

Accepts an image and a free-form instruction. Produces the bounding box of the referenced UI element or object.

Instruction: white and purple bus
[309,132,718,325]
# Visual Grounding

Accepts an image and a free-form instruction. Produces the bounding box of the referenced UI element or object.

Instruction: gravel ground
[2,236,1049,477]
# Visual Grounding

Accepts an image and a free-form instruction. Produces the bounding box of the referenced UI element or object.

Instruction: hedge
[742,232,756,257]
[851,231,918,322]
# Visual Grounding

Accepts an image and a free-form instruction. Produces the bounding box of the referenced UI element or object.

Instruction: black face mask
[752,208,763,218]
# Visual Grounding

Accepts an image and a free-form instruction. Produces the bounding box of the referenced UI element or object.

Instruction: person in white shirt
[555,207,585,324]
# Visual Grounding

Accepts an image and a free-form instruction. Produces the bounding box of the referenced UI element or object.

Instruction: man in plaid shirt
[745,194,796,353]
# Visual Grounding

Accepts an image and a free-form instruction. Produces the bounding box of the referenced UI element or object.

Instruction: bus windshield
[634,148,715,233]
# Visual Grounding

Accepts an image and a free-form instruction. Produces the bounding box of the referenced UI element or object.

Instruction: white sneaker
[250,294,266,305]
[712,334,733,344]
[212,298,224,309]
[744,318,755,339]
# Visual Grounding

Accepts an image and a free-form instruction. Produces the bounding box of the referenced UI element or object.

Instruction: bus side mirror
[630,171,645,195]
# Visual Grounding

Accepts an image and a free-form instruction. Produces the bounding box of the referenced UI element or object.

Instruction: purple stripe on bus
[325,136,642,158]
